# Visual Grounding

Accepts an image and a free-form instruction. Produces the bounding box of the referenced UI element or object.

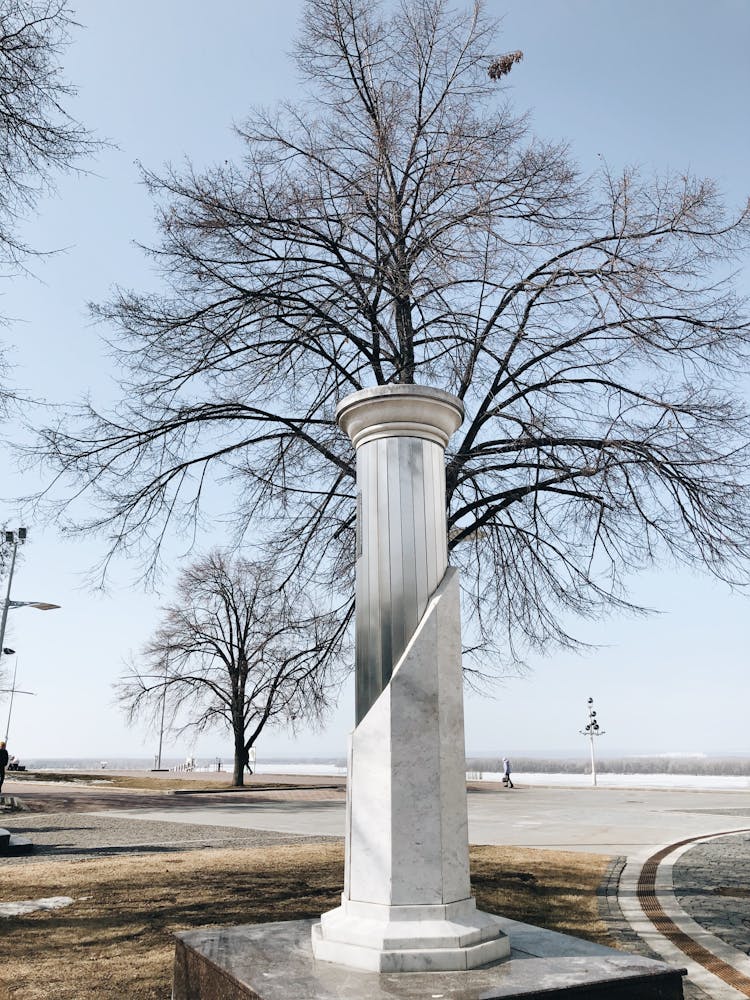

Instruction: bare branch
[27,0,750,676]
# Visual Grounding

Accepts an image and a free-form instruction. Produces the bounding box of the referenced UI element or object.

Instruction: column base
[311,896,510,972]
[174,916,686,998]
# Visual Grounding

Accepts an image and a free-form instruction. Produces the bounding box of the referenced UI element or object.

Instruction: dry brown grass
[0,843,615,1000]
[470,844,615,943]
[9,772,301,793]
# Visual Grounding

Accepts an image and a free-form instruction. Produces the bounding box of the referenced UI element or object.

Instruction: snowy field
[470,770,750,790]
[252,763,750,790]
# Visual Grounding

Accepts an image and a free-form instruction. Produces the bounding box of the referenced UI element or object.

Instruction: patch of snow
[0,896,75,918]
[254,763,348,777]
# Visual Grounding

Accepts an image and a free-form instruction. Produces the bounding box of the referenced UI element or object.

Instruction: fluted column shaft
[336,385,464,722]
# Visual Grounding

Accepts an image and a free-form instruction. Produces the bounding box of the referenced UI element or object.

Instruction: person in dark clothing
[0,740,8,795]
[502,756,514,789]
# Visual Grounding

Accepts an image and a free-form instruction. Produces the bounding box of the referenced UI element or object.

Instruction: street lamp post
[130,670,171,771]
[0,529,61,655]
[1,656,36,742]
[0,529,60,746]
[155,664,168,771]
[580,696,605,787]
[0,528,26,660]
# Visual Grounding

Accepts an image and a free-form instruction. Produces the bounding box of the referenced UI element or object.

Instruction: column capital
[336,385,464,450]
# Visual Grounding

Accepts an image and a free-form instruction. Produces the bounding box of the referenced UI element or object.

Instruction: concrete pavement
[87,783,750,856]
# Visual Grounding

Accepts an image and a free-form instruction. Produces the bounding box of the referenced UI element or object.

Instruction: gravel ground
[1,811,339,865]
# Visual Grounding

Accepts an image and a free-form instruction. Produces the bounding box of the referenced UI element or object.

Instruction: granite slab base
[0,827,33,856]
[173,917,685,999]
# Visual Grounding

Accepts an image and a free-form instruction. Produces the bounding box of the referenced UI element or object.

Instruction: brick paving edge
[597,855,711,1000]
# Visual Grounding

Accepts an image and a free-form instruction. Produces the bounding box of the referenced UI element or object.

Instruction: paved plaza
[38,781,750,855]
[4,777,750,998]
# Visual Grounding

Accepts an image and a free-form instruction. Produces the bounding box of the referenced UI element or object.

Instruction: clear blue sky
[1,1,748,761]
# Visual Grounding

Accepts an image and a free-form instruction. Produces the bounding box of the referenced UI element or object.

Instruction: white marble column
[311,385,510,973]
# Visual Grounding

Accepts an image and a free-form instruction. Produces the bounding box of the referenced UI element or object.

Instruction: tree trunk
[232,732,247,787]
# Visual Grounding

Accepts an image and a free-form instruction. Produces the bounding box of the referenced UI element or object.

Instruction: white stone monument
[311,384,510,973]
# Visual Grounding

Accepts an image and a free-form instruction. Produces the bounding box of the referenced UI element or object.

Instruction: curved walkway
[620,829,750,999]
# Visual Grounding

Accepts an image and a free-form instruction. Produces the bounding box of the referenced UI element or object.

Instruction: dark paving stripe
[9,785,346,815]
[637,829,750,996]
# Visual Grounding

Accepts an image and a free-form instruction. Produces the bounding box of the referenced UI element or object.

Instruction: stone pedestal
[312,386,508,972]
[174,918,685,999]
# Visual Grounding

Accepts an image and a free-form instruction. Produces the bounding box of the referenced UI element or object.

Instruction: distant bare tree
[118,551,348,786]
[35,0,750,674]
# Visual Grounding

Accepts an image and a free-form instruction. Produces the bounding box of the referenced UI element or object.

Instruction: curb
[598,855,662,956]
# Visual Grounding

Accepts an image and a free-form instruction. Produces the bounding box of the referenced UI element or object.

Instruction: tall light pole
[0,530,60,746]
[0,528,26,659]
[128,670,171,771]
[581,696,605,787]
[154,664,168,771]
[2,656,36,742]
[0,529,61,655]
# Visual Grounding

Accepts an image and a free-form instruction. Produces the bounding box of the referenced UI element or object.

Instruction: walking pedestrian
[502,756,514,789]
[0,740,8,795]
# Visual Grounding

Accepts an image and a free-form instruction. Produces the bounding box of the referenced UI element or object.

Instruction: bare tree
[0,0,96,274]
[118,551,348,786]
[0,0,97,423]
[35,0,750,673]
